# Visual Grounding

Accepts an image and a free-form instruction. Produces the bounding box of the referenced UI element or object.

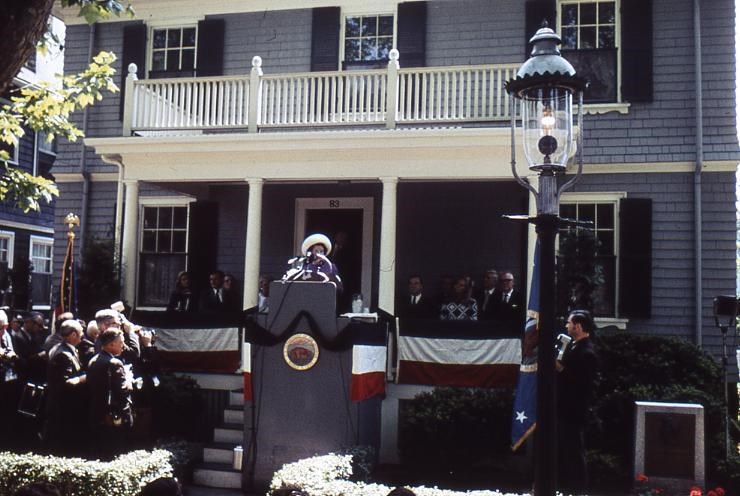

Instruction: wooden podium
[245,281,381,489]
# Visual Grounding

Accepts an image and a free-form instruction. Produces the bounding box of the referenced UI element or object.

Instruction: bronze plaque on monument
[644,412,695,479]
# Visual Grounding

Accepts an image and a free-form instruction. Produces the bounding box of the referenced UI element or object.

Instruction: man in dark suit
[45,320,87,456]
[475,269,499,320]
[12,312,47,384]
[199,270,240,313]
[493,271,525,326]
[396,274,437,319]
[556,310,599,494]
[87,329,134,459]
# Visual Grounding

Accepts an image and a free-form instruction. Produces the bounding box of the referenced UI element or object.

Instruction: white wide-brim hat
[301,233,332,256]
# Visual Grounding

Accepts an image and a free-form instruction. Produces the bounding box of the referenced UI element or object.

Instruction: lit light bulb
[541,106,555,134]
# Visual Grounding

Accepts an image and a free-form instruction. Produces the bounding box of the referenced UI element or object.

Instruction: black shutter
[397,1,427,68]
[120,22,147,120]
[187,201,219,295]
[197,18,225,77]
[524,0,556,59]
[311,7,341,71]
[621,0,653,102]
[619,198,652,318]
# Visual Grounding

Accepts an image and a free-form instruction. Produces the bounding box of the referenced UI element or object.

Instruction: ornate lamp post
[712,294,738,459]
[505,24,587,496]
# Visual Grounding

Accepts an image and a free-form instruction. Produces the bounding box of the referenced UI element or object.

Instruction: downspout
[693,0,704,347]
[78,24,96,262]
[100,154,125,285]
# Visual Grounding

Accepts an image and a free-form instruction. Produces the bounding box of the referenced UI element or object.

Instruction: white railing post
[248,56,263,133]
[386,49,399,129]
[122,63,138,136]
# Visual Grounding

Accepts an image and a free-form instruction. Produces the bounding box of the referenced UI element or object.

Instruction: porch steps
[192,462,242,489]
[192,388,245,490]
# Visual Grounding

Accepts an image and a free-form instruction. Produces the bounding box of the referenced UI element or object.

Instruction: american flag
[511,241,540,451]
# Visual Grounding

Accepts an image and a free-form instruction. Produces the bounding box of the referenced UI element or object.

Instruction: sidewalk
[183,485,253,496]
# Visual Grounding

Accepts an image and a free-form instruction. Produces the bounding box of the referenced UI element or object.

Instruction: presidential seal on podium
[283,333,319,370]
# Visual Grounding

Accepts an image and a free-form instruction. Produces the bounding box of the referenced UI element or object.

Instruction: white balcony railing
[122,51,519,135]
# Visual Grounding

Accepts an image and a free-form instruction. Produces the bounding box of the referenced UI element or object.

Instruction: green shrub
[0,449,173,496]
[398,387,513,471]
[588,333,737,488]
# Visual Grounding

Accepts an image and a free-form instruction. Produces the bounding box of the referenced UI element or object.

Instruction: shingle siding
[569,170,736,365]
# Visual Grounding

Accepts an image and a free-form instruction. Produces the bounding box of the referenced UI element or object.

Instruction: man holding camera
[556,310,599,494]
[87,329,133,459]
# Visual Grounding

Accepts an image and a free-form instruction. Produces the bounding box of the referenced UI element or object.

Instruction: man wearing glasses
[493,271,524,326]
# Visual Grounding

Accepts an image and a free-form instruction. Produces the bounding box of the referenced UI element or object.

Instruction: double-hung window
[342,13,395,68]
[0,231,15,269]
[138,203,189,307]
[558,0,619,103]
[149,26,198,78]
[559,193,624,318]
[30,236,53,308]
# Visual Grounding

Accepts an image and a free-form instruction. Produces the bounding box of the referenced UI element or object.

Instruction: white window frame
[559,191,628,327]
[147,22,199,76]
[29,235,54,274]
[0,231,16,269]
[557,0,629,112]
[137,196,195,310]
[339,6,397,68]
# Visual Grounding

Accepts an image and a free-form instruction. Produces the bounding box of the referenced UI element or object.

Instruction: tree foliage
[0,51,118,212]
[0,0,131,213]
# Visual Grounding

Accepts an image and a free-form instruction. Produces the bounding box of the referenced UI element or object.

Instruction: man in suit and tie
[12,312,47,385]
[199,270,240,313]
[396,274,436,319]
[45,319,87,456]
[493,271,525,326]
[475,269,499,320]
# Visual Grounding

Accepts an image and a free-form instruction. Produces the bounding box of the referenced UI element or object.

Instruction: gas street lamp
[505,23,587,496]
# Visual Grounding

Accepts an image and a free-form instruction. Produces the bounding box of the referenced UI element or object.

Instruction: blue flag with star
[511,241,540,451]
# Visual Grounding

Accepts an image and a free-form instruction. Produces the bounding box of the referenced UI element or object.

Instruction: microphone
[556,333,572,361]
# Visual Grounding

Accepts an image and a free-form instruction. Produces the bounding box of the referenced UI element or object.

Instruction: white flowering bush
[270,453,533,496]
[0,449,173,496]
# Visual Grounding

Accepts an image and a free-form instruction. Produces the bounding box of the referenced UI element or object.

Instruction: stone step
[223,406,244,425]
[214,423,243,444]
[229,389,244,407]
[192,462,242,489]
[203,442,239,465]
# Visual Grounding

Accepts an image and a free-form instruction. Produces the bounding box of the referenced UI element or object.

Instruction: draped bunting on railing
[396,318,522,389]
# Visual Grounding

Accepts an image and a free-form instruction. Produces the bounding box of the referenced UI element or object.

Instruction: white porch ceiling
[85,127,520,183]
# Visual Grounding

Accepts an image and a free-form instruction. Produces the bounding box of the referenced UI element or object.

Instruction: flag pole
[60,212,80,315]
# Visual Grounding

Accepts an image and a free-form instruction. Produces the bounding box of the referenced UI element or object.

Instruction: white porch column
[242,178,264,309]
[121,180,139,306]
[378,177,398,313]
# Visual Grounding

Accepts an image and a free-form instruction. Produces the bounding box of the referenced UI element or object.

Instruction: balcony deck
[122,51,520,136]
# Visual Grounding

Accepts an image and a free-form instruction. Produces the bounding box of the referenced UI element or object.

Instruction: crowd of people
[396,269,525,325]
[166,269,241,313]
[0,304,158,460]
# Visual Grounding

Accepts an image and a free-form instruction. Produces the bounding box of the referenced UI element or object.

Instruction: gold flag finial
[65,212,80,240]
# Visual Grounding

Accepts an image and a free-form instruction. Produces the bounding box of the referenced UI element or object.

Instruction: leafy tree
[0,0,133,93]
[1,52,118,211]
[0,0,132,212]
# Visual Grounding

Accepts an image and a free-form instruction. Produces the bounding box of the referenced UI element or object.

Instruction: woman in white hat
[282,233,343,292]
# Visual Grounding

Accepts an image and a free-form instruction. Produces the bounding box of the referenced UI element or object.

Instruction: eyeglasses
[501,279,513,282]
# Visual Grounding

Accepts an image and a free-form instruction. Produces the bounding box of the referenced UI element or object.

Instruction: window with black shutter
[550,0,652,104]
[618,198,652,318]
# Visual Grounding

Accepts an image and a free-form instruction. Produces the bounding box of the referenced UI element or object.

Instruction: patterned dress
[439,298,478,320]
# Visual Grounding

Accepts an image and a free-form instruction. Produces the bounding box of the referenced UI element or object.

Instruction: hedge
[0,450,173,496]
